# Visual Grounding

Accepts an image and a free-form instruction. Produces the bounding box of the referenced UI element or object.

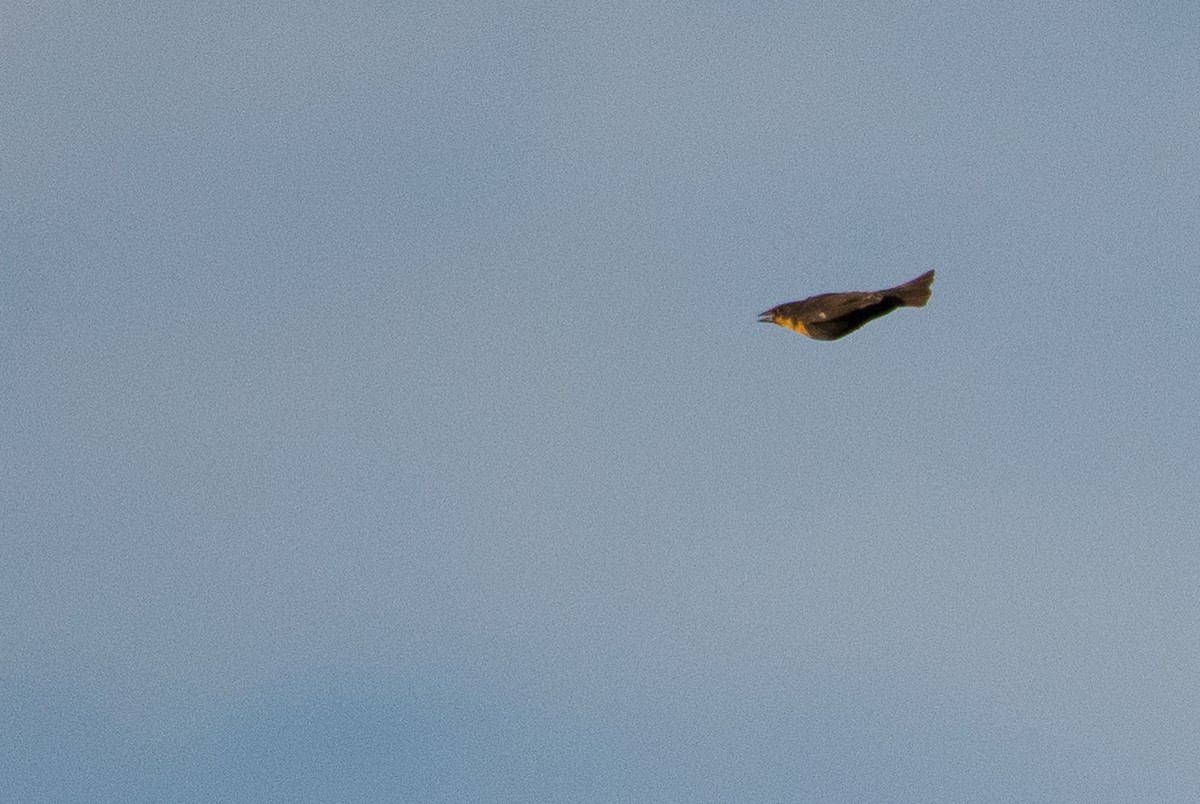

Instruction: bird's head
[758,308,811,337]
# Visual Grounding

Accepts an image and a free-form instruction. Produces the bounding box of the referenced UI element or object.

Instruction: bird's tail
[888,270,935,307]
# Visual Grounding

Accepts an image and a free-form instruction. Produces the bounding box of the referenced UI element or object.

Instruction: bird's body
[758,270,935,340]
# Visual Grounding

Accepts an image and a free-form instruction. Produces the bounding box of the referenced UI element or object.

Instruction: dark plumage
[758,270,935,340]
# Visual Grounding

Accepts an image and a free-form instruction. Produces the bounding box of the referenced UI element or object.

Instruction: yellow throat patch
[776,316,810,337]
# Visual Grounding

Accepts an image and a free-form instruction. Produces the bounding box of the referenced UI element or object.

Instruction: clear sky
[5,1,1200,801]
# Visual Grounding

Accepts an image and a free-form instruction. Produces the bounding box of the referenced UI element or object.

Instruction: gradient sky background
[5,1,1200,801]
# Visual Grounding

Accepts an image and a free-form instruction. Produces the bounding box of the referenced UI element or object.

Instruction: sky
[4,1,1200,801]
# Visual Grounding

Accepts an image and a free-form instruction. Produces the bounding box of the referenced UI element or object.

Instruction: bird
[757,269,935,340]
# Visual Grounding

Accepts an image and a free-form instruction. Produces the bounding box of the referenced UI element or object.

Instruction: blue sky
[4,1,1200,801]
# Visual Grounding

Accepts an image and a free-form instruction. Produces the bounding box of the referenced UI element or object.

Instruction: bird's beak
[757,311,775,323]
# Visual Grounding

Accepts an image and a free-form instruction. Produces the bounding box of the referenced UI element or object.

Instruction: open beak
[757,311,775,324]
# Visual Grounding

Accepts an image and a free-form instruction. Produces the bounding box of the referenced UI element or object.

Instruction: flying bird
[758,270,935,340]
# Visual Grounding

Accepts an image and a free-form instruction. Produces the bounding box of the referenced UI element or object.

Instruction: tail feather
[888,270,935,307]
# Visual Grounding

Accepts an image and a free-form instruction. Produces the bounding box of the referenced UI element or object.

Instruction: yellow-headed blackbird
[758,270,935,340]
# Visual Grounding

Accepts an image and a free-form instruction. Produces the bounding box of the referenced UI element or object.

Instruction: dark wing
[803,294,904,339]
